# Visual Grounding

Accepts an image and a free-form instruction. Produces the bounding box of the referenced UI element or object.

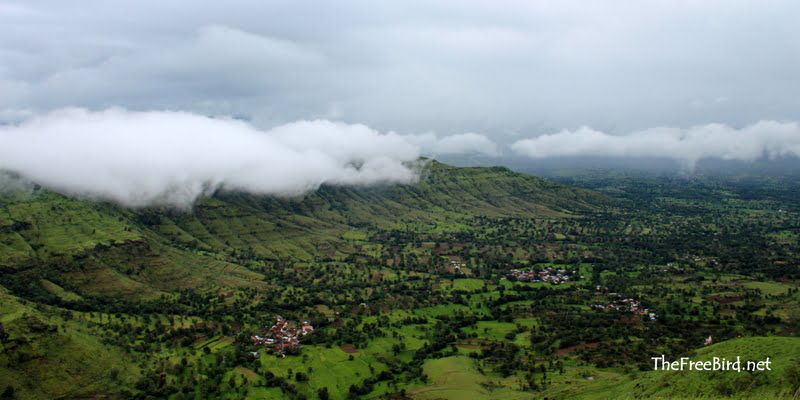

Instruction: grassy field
[410,356,532,400]
[538,337,800,399]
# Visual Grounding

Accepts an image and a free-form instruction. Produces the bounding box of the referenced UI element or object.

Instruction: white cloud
[0,108,498,207]
[511,121,800,169]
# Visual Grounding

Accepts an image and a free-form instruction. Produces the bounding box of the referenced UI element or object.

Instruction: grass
[461,321,518,342]
[415,304,472,318]
[0,292,140,399]
[741,281,795,296]
[39,279,83,302]
[259,345,374,399]
[542,337,800,399]
[0,192,141,267]
[409,356,531,400]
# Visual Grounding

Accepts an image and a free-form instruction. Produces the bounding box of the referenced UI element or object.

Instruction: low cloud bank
[4,109,798,208]
[512,121,800,169]
[0,108,496,207]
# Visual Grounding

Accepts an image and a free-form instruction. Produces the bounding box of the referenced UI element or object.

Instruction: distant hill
[0,160,609,300]
[0,160,613,399]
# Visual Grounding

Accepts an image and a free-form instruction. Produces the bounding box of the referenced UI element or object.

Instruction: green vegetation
[1,162,799,399]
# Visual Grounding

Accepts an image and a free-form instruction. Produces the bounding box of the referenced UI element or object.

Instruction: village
[250,315,314,357]
[508,266,579,284]
[592,298,657,321]
[449,259,467,270]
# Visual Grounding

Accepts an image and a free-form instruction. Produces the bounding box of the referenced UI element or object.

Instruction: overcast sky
[3,1,799,133]
[1,1,800,204]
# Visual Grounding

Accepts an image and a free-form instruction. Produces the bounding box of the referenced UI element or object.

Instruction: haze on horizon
[1,1,800,205]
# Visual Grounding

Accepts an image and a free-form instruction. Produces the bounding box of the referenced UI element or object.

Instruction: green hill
[541,337,800,399]
[0,161,612,398]
[7,161,796,399]
[0,288,141,399]
[0,161,608,299]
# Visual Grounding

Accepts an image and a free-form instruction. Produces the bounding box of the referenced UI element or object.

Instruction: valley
[1,162,799,399]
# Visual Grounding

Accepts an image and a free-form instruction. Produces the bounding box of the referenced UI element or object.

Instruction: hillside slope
[0,289,141,399]
[0,161,609,298]
[542,337,800,399]
[0,161,612,399]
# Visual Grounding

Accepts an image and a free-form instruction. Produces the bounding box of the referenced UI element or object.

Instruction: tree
[1,386,14,399]
[317,387,330,400]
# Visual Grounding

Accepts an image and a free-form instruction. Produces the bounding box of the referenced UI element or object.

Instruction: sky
[1,1,800,205]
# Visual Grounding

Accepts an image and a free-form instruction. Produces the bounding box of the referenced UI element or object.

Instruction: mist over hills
[3,2,800,398]
[0,161,607,292]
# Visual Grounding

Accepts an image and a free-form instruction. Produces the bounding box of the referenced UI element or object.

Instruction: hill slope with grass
[0,161,608,398]
[0,161,611,398]
[1,162,798,399]
[0,161,609,299]
[0,289,141,399]
[540,336,800,399]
